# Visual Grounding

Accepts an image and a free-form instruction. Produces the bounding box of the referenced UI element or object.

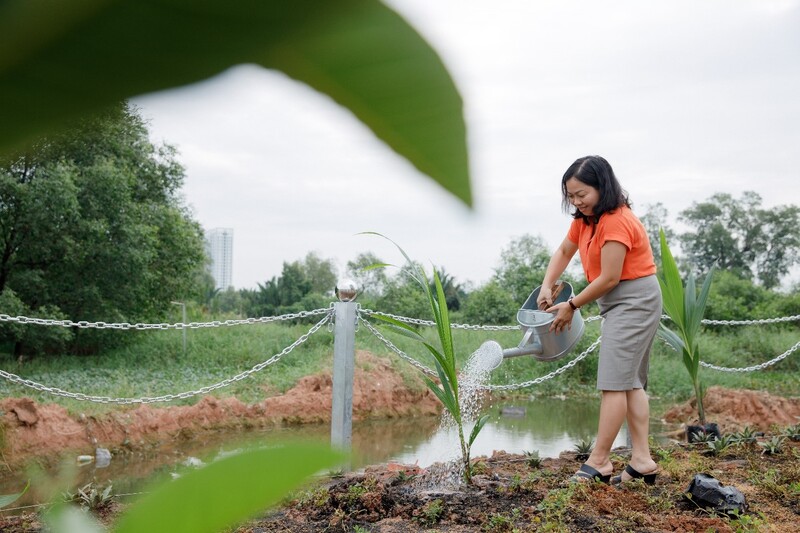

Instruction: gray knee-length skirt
[596,275,662,391]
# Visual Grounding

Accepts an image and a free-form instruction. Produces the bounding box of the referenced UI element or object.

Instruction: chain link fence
[0,303,797,400]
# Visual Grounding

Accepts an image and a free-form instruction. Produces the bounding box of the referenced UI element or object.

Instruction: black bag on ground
[685,473,748,515]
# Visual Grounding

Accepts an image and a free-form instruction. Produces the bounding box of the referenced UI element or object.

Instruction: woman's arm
[537,237,579,309]
[546,240,627,332]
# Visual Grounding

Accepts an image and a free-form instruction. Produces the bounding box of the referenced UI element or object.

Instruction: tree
[639,202,675,267]
[346,251,389,299]
[493,234,553,303]
[432,267,465,311]
[376,263,430,320]
[461,281,517,325]
[679,192,800,289]
[299,252,338,296]
[0,103,205,355]
[248,262,312,317]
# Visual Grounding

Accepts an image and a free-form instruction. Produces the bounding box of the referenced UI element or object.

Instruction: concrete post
[331,300,357,451]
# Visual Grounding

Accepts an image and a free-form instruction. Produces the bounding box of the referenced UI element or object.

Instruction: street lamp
[171,301,187,355]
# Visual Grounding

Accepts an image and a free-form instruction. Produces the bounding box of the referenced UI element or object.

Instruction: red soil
[0,351,439,468]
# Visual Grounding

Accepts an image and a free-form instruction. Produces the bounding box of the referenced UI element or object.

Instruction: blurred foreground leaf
[113,444,343,533]
[0,480,29,508]
[0,0,471,204]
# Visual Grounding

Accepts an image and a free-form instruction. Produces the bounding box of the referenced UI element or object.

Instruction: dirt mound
[248,444,800,532]
[662,386,800,431]
[0,351,439,467]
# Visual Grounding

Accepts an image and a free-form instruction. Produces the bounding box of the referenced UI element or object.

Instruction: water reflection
[390,396,633,467]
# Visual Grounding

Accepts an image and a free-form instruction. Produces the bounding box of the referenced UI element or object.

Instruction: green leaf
[433,269,454,368]
[425,350,460,421]
[45,504,105,533]
[361,262,394,271]
[657,324,685,353]
[658,229,685,329]
[0,480,29,509]
[0,0,471,204]
[468,415,490,448]
[372,314,426,342]
[114,444,343,533]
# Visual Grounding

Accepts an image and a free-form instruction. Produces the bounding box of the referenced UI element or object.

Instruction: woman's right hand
[537,286,553,310]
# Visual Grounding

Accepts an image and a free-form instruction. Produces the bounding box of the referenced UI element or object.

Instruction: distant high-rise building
[206,228,234,290]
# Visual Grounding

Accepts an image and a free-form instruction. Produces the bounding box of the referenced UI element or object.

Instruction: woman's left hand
[545,302,574,333]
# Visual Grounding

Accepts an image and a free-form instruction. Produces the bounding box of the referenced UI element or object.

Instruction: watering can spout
[502,328,543,358]
[502,344,543,358]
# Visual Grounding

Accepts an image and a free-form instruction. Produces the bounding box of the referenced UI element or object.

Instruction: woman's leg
[622,388,658,477]
[584,390,627,475]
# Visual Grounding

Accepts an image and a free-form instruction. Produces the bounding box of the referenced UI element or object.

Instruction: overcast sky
[134,0,800,291]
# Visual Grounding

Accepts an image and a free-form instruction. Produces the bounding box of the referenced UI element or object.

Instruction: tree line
[1,104,797,357]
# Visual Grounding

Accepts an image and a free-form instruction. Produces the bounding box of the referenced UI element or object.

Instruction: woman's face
[565,177,600,216]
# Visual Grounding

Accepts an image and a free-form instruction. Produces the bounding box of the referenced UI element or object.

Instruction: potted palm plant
[657,230,719,442]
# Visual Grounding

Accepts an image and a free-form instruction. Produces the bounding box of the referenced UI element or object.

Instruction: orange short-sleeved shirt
[566,205,656,283]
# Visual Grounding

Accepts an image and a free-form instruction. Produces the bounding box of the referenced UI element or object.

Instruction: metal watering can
[501,280,585,362]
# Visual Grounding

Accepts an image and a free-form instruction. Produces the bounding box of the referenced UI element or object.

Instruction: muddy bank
[662,386,800,432]
[0,351,440,468]
[2,354,798,471]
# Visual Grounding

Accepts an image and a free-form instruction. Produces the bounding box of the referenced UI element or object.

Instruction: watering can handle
[550,281,565,301]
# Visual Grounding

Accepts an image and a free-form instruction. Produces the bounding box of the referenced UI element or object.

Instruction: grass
[0,313,796,416]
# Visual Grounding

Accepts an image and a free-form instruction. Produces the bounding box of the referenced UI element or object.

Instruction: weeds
[689,429,717,444]
[707,434,736,456]
[537,484,580,525]
[483,508,520,532]
[784,423,800,442]
[733,426,759,446]
[727,509,768,533]
[759,436,785,455]
[62,482,114,512]
[415,498,444,527]
[524,450,542,468]
[395,470,416,483]
[296,487,330,509]
[573,437,594,461]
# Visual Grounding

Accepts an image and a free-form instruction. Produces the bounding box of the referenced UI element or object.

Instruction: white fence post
[331,299,357,451]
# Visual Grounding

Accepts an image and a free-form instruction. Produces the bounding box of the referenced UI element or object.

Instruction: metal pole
[331,300,356,451]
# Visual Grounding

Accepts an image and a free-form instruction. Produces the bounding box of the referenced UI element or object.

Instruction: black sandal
[570,463,611,484]
[611,464,658,485]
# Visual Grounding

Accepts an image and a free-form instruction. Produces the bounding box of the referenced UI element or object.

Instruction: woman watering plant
[538,155,661,485]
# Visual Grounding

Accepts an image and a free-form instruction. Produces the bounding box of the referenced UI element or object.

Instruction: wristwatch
[568,297,580,311]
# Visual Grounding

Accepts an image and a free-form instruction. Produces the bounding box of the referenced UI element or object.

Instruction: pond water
[0,396,673,513]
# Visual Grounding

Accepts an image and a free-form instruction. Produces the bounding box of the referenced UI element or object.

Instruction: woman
[538,155,661,485]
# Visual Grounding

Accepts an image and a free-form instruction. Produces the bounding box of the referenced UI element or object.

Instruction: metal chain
[0,308,331,330]
[700,315,800,326]
[359,308,603,329]
[358,317,437,377]
[659,313,800,326]
[479,337,602,391]
[698,339,800,372]
[0,313,331,404]
[360,314,603,390]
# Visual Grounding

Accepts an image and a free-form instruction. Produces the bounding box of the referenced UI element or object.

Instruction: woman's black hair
[561,155,630,223]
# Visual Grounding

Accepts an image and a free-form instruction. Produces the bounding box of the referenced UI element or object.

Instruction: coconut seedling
[657,229,716,428]
[364,233,489,484]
